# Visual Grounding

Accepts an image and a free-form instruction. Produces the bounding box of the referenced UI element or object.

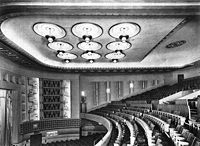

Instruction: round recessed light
[109,22,140,40]
[105,51,125,60]
[48,41,73,51]
[57,52,77,60]
[81,51,101,60]
[33,22,66,39]
[72,22,103,41]
[77,41,102,51]
[107,41,131,51]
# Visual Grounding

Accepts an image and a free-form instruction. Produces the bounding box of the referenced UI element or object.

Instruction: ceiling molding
[1,1,200,16]
[1,1,200,7]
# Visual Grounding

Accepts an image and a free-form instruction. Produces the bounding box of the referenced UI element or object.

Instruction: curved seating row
[143,114,170,133]
[107,117,123,146]
[108,113,134,146]
[114,112,139,145]
[134,117,154,146]
[114,110,154,146]
[92,111,126,146]
[152,110,186,126]
[169,125,200,146]
[80,113,112,146]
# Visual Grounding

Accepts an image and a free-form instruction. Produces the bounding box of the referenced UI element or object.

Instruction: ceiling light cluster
[72,23,103,63]
[33,22,140,63]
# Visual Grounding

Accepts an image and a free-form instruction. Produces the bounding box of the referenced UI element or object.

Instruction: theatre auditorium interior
[2,0,200,146]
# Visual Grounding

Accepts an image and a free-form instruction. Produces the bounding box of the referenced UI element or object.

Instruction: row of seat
[93,111,126,146]
[95,108,158,146]
[143,114,170,134]
[124,76,200,102]
[152,110,186,127]
[42,133,104,146]
[106,113,132,146]
[119,108,168,146]
[170,125,200,146]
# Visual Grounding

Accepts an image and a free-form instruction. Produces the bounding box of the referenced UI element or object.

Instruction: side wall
[0,56,80,143]
[80,73,169,111]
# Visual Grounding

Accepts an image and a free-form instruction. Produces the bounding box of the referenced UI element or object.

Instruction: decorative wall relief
[27,78,40,121]
[20,76,27,122]
[62,80,71,118]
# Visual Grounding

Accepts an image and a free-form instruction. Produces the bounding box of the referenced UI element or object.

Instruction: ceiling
[0,0,200,73]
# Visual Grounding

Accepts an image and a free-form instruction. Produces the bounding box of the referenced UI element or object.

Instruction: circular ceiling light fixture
[57,52,77,61]
[77,41,102,51]
[105,50,125,60]
[107,41,131,51]
[81,51,101,61]
[72,22,103,42]
[33,22,66,43]
[48,41,73,52]
[109,22,140,42]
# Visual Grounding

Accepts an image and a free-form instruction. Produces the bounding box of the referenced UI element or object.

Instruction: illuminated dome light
[109,22,140,42]
[107,41,131,51]
[105,51,125,60]
[81,51,101,60]
[112,59,118,63]
[89,59,94,63]
[45,35,55,43]
[57,52,77,60]
[33,22,66,43]
[77,41,102,51]
[48,41,73,51]
[64,59,70,63]
[72,22,103,42]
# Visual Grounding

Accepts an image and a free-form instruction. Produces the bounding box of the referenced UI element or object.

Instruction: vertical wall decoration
[40,79,62,119]
[0,89,13,146]
[118,81,123,98]
[99,82,106,104]
[62,80,71,118]
[106,81,111,102]
[93,82,99,105]
[129,81,134,94]
[140,80,148,89]
[114,81,123,98]
[27,77,40,121]
[0,89,6,146]
[152,80,159,86]
[40,79,71,119]
[20,76,27,122]
[5,91,13,146]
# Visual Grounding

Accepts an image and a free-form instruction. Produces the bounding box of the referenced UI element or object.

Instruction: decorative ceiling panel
[0,15,184,69]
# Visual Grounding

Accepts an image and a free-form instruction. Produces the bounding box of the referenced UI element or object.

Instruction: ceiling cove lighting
[72,22,103,42]
[48,41,73,51]
[109,22,140,42]
[77,41,102,51]
[33,22,66,43]
[107,41,131,51]
[56,52,77,62]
